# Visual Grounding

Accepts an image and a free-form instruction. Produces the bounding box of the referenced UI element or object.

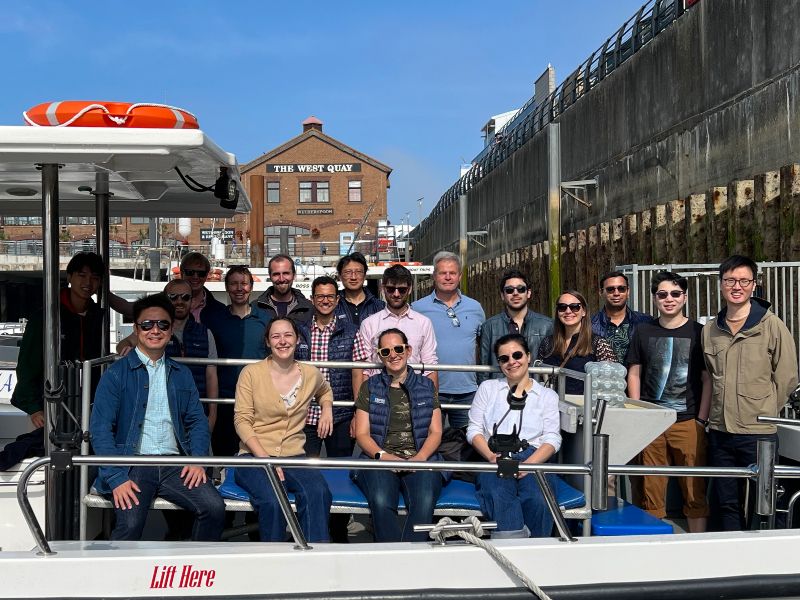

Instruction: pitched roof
[241,128,392,175]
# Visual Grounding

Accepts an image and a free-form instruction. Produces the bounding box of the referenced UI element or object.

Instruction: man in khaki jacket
[703,255,798,531]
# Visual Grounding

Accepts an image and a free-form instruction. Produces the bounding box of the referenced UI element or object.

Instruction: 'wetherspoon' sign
[267,163,361,174]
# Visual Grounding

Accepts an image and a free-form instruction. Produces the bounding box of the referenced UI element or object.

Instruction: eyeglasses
[655,290,685,300]
[182,268,209,278]
[604,285,628,293]
[445,307,460,327]
[384,285,409,295]
[503,285,528,295]
[377,345,407,358]
[167,292,192,302]
[498,350,525,364]
[137,319,171,331]
[341,269,365,278]
[313,294,337,301]
[721,278,755,288]
[556,303,583,313]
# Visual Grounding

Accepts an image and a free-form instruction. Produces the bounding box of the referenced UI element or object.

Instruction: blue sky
[0,1,644,225]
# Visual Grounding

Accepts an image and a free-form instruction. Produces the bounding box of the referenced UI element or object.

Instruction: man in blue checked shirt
[413,251,485,429]
[89,293,224,541]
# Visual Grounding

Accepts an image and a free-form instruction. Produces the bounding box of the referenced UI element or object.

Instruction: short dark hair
[132,293,175,324]
[719,255,758,280]
[650,271,688,294]
[269,254,296,275]
[225,265,253,287]
[265,316,299,339]
[66,252,104,276]
[377,327,408,347]
[499,269,530,292]
[382,264,413,287]
[599,270,629,289]
[336,252,368,275]
[311,275,338,296]
[180,251,210,273]
[493,333,530,357]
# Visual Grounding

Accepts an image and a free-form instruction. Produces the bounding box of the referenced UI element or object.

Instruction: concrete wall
[414,0,800,264]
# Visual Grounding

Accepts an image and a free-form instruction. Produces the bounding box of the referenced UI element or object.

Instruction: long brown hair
[548,290,592,358]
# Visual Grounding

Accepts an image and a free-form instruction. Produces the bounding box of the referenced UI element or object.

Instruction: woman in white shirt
[467,333,562,537]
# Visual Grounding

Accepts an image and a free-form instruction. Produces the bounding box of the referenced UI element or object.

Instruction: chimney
[302,115,323,132]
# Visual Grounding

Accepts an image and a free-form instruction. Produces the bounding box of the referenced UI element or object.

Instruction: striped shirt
[135,347,179,455]
[305,317,370,426]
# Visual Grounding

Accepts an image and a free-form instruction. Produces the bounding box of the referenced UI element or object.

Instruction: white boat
[1,122,800,600]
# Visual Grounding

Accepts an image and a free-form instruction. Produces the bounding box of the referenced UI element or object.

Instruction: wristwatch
[374,450,386,460]
[696,418,709,427]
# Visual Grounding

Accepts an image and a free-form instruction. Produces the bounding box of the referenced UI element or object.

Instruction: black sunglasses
[377,344,407,358]
[182,268,209,278]
[503,285,528,295]
[556,303,583,313]
[655,290,685,299]
[384,285,410,295]
[137,319,171,331]
[498,350,525,364]
[604,285,628,293]
[446,307,460,327]
[167,293,191,302]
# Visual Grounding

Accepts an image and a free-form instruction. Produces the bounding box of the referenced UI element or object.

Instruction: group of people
[11,248,798,543]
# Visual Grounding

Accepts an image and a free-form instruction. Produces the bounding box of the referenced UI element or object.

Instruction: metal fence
[417,0,694,238]
[618,262,800,356]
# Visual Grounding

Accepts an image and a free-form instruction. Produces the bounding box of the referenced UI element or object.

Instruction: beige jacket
[234,358,333,456]
[702,298,798,434]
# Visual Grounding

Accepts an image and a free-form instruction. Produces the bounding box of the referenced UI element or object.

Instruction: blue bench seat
[590,498,674,536]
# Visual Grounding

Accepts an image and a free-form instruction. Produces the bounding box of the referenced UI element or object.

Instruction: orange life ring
[23,101,199,129]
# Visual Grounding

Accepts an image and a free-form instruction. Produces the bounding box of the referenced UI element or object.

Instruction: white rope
[428,516,553,600]
[23,102,197,127]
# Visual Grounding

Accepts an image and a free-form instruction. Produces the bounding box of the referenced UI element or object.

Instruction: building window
[264,225,310,255]
[2,216,42,225]
[348,180,362,202]
[130,217,149,224]
[299,181,329,203]
[267,181,280,203]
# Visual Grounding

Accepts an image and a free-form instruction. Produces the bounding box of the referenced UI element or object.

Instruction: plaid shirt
[306,317,370,425]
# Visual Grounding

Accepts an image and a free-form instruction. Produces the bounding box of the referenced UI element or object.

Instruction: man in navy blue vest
[295,276,371,542]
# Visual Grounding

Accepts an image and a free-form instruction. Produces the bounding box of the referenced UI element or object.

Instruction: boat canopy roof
[0,126,250,217]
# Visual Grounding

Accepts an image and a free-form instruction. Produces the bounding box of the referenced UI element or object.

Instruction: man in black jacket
[254,254,313,325]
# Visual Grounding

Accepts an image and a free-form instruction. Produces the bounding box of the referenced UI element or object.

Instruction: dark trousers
[304,419,355,542]
[211,404,240,458]
[109,466,225,541]
[707,430,778,531]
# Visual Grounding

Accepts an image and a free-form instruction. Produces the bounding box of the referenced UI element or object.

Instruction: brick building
[240,116,391,265]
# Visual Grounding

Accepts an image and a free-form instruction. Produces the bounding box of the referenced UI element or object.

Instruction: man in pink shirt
[358,265,438,388]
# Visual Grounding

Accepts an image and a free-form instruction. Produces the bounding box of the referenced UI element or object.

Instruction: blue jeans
[110,465,225,541]
[234,454,332,542]
[708,430,778,531]
[475,447,554,537]
[354,467,443,542]
[439,391,476,430]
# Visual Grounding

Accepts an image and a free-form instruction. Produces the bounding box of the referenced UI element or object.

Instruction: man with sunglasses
[591,270,653,363]
[413,251,484,429]
[254,254,313,325]
[334,252,384,326]
[626,271,710,532]
[180,252,226,323]
[702,255,798,531]
[359,264,438,387]
[89,294,225,541]
[479,269,552,382]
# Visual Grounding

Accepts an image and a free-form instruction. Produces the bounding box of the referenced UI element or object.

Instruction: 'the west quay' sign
[267,163,361,174]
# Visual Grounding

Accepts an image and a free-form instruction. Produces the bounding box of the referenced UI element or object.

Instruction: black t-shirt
[626,319,705,421]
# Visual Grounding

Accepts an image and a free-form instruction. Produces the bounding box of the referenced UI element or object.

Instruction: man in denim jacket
[89,293,224,541]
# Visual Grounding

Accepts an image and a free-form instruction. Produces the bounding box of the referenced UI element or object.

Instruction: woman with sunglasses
[352,328,445,542]
[233,317,334,542]
[467,333,561,538]
[537,290,615,394]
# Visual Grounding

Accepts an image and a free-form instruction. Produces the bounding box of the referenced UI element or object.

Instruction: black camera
[487,385,529,478]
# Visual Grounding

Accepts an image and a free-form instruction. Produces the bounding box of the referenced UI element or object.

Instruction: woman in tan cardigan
[234,317,334,542]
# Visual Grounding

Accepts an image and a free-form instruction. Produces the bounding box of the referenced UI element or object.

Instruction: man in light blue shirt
[413,251,485,429]
[90,293,224,541]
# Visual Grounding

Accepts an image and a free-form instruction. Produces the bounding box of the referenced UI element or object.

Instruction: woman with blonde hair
[537,290,615,394]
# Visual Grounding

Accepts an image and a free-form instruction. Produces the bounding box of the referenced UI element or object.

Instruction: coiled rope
[427,516,552,600]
